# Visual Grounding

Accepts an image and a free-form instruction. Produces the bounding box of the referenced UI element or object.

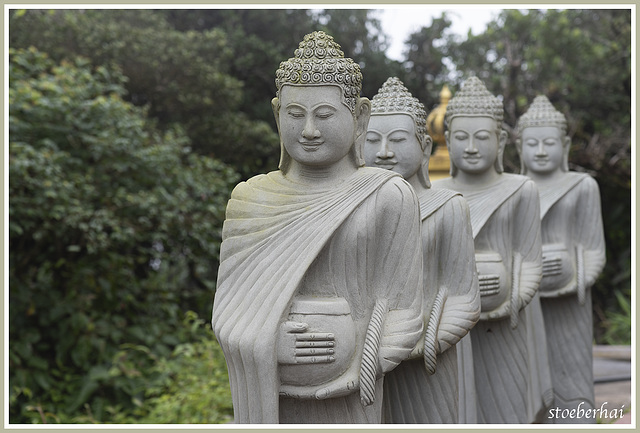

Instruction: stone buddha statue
[433,76,552,423]
[364,77,480,424]
[212,31,424,424]
[515,95,606,424]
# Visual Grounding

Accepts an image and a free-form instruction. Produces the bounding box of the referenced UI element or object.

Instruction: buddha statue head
[515,95,571,176]
[364,77,432,188]
[272,31,371,174]
[444,76,508,177]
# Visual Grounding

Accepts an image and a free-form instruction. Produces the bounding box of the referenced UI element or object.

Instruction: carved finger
[295,340,334,348]
[279,385,316,399]
[295,332,335,341]
[315,378,359,400]
[282,321,308,333]
[294,347,335,357]
[294,355,335,364]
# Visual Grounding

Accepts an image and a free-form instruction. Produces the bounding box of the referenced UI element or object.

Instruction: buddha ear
[562,134,571,171]
[515,138,526,174]
[444,130,457,176]
[418,135,433,188]
[495,129,508,174]
[271,97,281,133]
[355,97,371,137]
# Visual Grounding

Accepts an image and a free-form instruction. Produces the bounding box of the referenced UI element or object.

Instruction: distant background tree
[400,13,456,111]
[9,9,280,178]
[312,9,406,98]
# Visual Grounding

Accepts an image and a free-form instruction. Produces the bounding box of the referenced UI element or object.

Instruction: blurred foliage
[9,46,238,422]
[8,7,631,424]
[400,13,457,111]
[9,9,280,178]
[313,9,406,99]
[598,290,632,346]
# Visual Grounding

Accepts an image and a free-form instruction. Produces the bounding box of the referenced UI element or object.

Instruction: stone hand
[478,273,500,296]
[542,255,562,277]
[279,356,360,400]
[277,321,336,365]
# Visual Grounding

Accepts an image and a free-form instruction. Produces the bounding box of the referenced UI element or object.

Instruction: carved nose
[536,142,547,156]
[465,143,479,154]
[302,118,320,139]
[376,138,395,159]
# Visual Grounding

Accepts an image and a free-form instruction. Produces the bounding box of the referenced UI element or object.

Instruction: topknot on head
[275,31,363,113]
[445,76,504,128]
[516,95,567,137]
[371,77,428,148]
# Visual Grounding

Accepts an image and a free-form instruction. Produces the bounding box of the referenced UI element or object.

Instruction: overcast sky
[375,7,503,60]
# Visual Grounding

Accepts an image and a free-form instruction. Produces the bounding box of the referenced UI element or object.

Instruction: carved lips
[299,140,324,152]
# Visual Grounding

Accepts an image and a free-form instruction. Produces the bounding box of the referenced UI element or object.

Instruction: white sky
[375,7,503,60]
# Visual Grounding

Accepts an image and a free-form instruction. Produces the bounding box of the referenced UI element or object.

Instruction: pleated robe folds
[212,167,424,424]
[537,173,606,423]
[434,173,552,424]
[382,188,481,423]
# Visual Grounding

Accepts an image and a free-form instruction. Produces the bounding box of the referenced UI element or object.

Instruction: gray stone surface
[365,77,480,424]
[593,345,632,424]
[212,31,424,424]
[433,76,552,424]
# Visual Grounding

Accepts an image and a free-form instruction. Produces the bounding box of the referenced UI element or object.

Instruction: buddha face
[447,116,501,175]
[364,114,423,180]
[276,85,357,168]
[520,126,566,175]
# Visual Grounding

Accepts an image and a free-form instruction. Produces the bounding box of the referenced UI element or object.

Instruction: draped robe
[212,167,423,423]
[536,173,605,423]
[382,188,480,423]
[434,173,551,424]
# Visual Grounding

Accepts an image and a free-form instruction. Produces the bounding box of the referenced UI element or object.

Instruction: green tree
[9,47,238,422]
[163,9,317,123]
[315,9,405,98]
[9,9,280,178]
[400,13,455,110]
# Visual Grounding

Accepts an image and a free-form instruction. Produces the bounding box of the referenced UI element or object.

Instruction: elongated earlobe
[445,131,458,177]
[515,138,527,174]
[562,135,571,172]
[495,129,508,174]
[418,135,433,188]
[353,97,372,167]
[272,97,290,173]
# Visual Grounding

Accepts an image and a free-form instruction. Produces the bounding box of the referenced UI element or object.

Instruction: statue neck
[406,172,428,195]
[452,167,501,187]
[285,157,358,188]
[526,168,566,185]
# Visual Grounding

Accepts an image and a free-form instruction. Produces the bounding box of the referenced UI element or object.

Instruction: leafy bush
[9,47,238,423]
[112,312,233,424]
[10,9,281,178]
[599,289,632,346]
